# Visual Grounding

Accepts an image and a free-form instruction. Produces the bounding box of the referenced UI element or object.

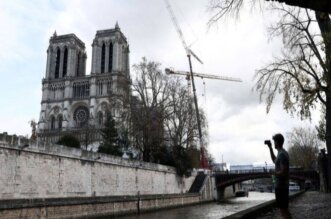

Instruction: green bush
[57,135,81,148]
[98,113,123,156]
[153,145,193,176]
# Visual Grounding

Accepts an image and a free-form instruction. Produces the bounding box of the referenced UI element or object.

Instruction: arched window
[63,48,68,77]
[58,115,63,129]
[97,111,103,126]
[76,52,81,76]
[55,48,61,79]
[101,43,106,73]
[50,116,55,130]
[108,43,113,72]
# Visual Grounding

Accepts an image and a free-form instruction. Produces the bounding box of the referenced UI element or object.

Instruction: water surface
[113,192,275,219]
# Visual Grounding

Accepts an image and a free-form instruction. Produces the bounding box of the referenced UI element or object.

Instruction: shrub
[57,135,81,148]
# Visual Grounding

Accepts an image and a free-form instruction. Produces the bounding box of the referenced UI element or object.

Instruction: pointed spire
[115,21,120,30]
[53,30,57,37]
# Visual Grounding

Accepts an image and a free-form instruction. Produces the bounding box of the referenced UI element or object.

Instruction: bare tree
[208,0,330,22]
[255,8,325,117]
[254,7,331,189]
[129,58,209,164]
[287,127,321,169]
[209,0,331,191]
[164,78,204,148]
[164,78,208,167]
[130,57,171,162]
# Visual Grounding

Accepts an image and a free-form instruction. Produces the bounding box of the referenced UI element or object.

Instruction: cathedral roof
[50,33,85,49]
[95,23,127,43]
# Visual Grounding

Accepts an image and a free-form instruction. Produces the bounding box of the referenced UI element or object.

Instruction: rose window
[74,106,89,126]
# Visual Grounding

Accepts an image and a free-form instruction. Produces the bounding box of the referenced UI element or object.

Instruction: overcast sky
[0,0,321,165]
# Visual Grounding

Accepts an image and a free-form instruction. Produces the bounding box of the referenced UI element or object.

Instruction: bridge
[213,169,319,199]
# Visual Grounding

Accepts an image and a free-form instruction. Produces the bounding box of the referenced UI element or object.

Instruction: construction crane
[164,0,243,169]
[164,0,203,64]
[165,68,242,83]
[164,0,209,168]
[165,67,242,113]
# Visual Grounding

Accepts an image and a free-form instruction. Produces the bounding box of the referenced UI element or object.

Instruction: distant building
[37,23,131,144]
[212,163,229,172]
[230,164,254,173]
[230,163,275,173]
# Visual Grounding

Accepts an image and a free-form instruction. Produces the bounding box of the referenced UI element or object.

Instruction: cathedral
[37,23,131,144]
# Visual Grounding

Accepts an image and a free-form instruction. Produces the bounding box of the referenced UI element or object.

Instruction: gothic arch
[97,111,103,126]
[50,115,55,130]
[50,105,61,115]
[63,47,68,77]
[96,101,109,113]
[101,43,106,73]
[58,114,63,129]
[54,47,61,79]
[76,51,81,76]
[108,42,113,72]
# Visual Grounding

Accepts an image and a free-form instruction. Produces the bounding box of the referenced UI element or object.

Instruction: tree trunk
[271,0,331,13]
[326,94,331,192]
[316,12,331,192]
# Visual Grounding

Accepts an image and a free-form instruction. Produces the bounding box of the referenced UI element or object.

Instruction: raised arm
[266,142,276,163]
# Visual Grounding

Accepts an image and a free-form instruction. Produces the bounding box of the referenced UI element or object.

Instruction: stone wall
[0,194,202,219]
[0,141,196,200]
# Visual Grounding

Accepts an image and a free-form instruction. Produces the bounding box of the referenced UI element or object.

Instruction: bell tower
[91,22,130,75]
[45,31,87,79]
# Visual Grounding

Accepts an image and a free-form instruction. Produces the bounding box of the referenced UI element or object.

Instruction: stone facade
[37,23,131,143]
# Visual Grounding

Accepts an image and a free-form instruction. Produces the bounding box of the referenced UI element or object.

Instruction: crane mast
[164,0,207,168]
[164,0,203,64]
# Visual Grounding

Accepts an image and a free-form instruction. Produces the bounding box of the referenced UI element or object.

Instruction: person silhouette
[265,133,292,219]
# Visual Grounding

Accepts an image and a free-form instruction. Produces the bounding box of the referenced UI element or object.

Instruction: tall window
[108,43,113,72]
[76,52,81,76]
[63,48,68,77]
[58,115,63,129]
[97,111,103,126]
[50,116,55,130]
[55,48,60,79]
[73,82,90,99]
[101,43,106,73]
[97,81,103,96]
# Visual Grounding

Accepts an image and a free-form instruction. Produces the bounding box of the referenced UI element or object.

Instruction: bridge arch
[214,170,319,200]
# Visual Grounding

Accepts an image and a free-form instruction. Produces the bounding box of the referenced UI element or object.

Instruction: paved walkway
[256,191,331,219]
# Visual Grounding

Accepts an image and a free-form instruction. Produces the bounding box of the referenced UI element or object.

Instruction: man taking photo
[265,133,292,219]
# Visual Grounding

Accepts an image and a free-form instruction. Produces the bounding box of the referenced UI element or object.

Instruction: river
[111,192,275,219]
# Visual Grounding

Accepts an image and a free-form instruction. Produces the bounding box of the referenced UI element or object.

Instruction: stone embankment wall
[0,141,197,199]
[0,194,202,218]
[0,138,216,218]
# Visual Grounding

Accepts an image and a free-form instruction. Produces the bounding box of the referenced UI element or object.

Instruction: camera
[264,140,271,145]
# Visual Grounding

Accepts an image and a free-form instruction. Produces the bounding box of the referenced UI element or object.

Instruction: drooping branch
[208,0,330,27]
[266,0,331,13]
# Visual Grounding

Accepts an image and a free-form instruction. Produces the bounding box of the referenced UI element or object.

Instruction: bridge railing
[214,169,319,188]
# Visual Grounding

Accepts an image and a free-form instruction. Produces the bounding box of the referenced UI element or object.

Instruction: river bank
[256,191,331,219]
